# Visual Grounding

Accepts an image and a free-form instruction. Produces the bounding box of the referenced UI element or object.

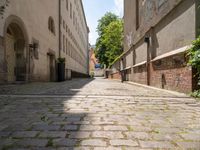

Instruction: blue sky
[82,0,124,45]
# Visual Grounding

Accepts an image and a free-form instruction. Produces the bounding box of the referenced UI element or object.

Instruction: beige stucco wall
[125,51,133,68]
[124,0,196,53]
[155,0,196,56]
[0,0,59,81]
[135,42,147,64]
[123,0,196,66]
[124,0,136,52]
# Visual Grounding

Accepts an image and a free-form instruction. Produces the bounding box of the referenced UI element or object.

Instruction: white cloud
[113,0,124,17]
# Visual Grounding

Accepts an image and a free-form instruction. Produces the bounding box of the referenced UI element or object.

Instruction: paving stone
[62,125,79,131]
[0,138,16,148]
[156,127,181,134]
[124,148,153,150]
[32,124,60,131]
[16,139,48,147]
[94,147,122,150]
[176,141,200,149]
[11,131,38,138]
[73,147,92,150]
[139,141,175,149]
[53,138,77,147]
[103,126,128,131]
[110,140,138,146]
[74,121,91,125]
[125,132,151,140]
[39,131,67,138]
[68,131,91,139]
[92,131,124,139]
[65,117,82,122]
[81,139,107,146]
[0,131,11,138]
[2,124,30,131]
[127,126,152,132]
[0,124,8,131]
[80,125,102,131]
[152,133,182,141]
[180,133,200,141]
[92,121,115,125]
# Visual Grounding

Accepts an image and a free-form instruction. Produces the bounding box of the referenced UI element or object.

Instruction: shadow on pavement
[0,78,94,95]
[0,78,94,149]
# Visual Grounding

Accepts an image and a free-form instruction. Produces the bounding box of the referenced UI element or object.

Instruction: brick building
[0,0,89,83]
[111,0,200,93]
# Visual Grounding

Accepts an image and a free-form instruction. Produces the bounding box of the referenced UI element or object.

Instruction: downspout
[58,0,61,58]
[144,36,150,86]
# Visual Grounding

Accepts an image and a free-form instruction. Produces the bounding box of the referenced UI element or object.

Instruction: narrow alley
[0,78,199,149]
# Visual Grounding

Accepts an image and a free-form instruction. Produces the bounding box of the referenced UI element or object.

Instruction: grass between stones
[46,138,54,147]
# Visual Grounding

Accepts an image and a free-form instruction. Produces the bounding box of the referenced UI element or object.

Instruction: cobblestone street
[0,78,200,150]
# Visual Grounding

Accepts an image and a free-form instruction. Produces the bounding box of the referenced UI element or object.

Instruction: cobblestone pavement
[0,78,200,150]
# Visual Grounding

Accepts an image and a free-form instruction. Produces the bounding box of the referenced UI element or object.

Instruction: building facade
[0,0,89,83]
[111,0,200,93]
[60,0,89,79]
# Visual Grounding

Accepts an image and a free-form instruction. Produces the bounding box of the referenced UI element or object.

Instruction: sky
[82,0,124,46]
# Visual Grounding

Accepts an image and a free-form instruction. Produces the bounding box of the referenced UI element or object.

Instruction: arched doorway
[5,23,27,82]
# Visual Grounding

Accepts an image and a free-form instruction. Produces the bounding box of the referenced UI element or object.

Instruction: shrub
[188,36,200,97]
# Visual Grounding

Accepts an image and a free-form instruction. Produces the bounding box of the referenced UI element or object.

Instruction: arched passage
[3,15,29,82]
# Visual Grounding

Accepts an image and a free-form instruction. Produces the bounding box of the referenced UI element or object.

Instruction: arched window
[48,17,55,34]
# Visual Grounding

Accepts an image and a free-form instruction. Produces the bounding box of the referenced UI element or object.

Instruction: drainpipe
[144,36,150,86]
[58,0,61,58]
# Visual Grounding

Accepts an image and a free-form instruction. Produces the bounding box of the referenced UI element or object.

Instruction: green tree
[97,12,118,36]
[103,20,123,65]
[95,12,123,68]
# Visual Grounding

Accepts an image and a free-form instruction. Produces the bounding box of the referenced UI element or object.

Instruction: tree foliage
[188,36,200,98]
[95,12,123,68]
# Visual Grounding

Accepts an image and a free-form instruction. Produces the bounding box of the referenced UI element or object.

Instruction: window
[66,38,68,54]
[63,20,65,29]
[70,3,72,19]
[66,25,68,32]
[60,15,62,25]
[136,0,140,30]
[69,43,71,56]
[48,17,55,34]
[63,34,65,52]
[73,11,75,25]
[66,0,68,10]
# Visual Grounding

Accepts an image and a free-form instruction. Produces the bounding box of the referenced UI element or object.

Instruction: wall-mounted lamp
[144,36,150,44]
[29,43,39,59]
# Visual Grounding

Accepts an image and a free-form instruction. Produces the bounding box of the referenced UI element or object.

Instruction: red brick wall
[127,53,193,93]
[150,54,193,93]
[108,72,121,80]
[130,64,147,85]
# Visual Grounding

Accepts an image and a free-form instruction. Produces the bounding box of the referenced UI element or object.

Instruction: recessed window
[63,20,65,29]
[48,17,55,34]
[73,11,75,25]
[66,25,68,32]
[63,34,65,52]
[66,38,68,54]
[66,0,68,10]
[70,3,72,19]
